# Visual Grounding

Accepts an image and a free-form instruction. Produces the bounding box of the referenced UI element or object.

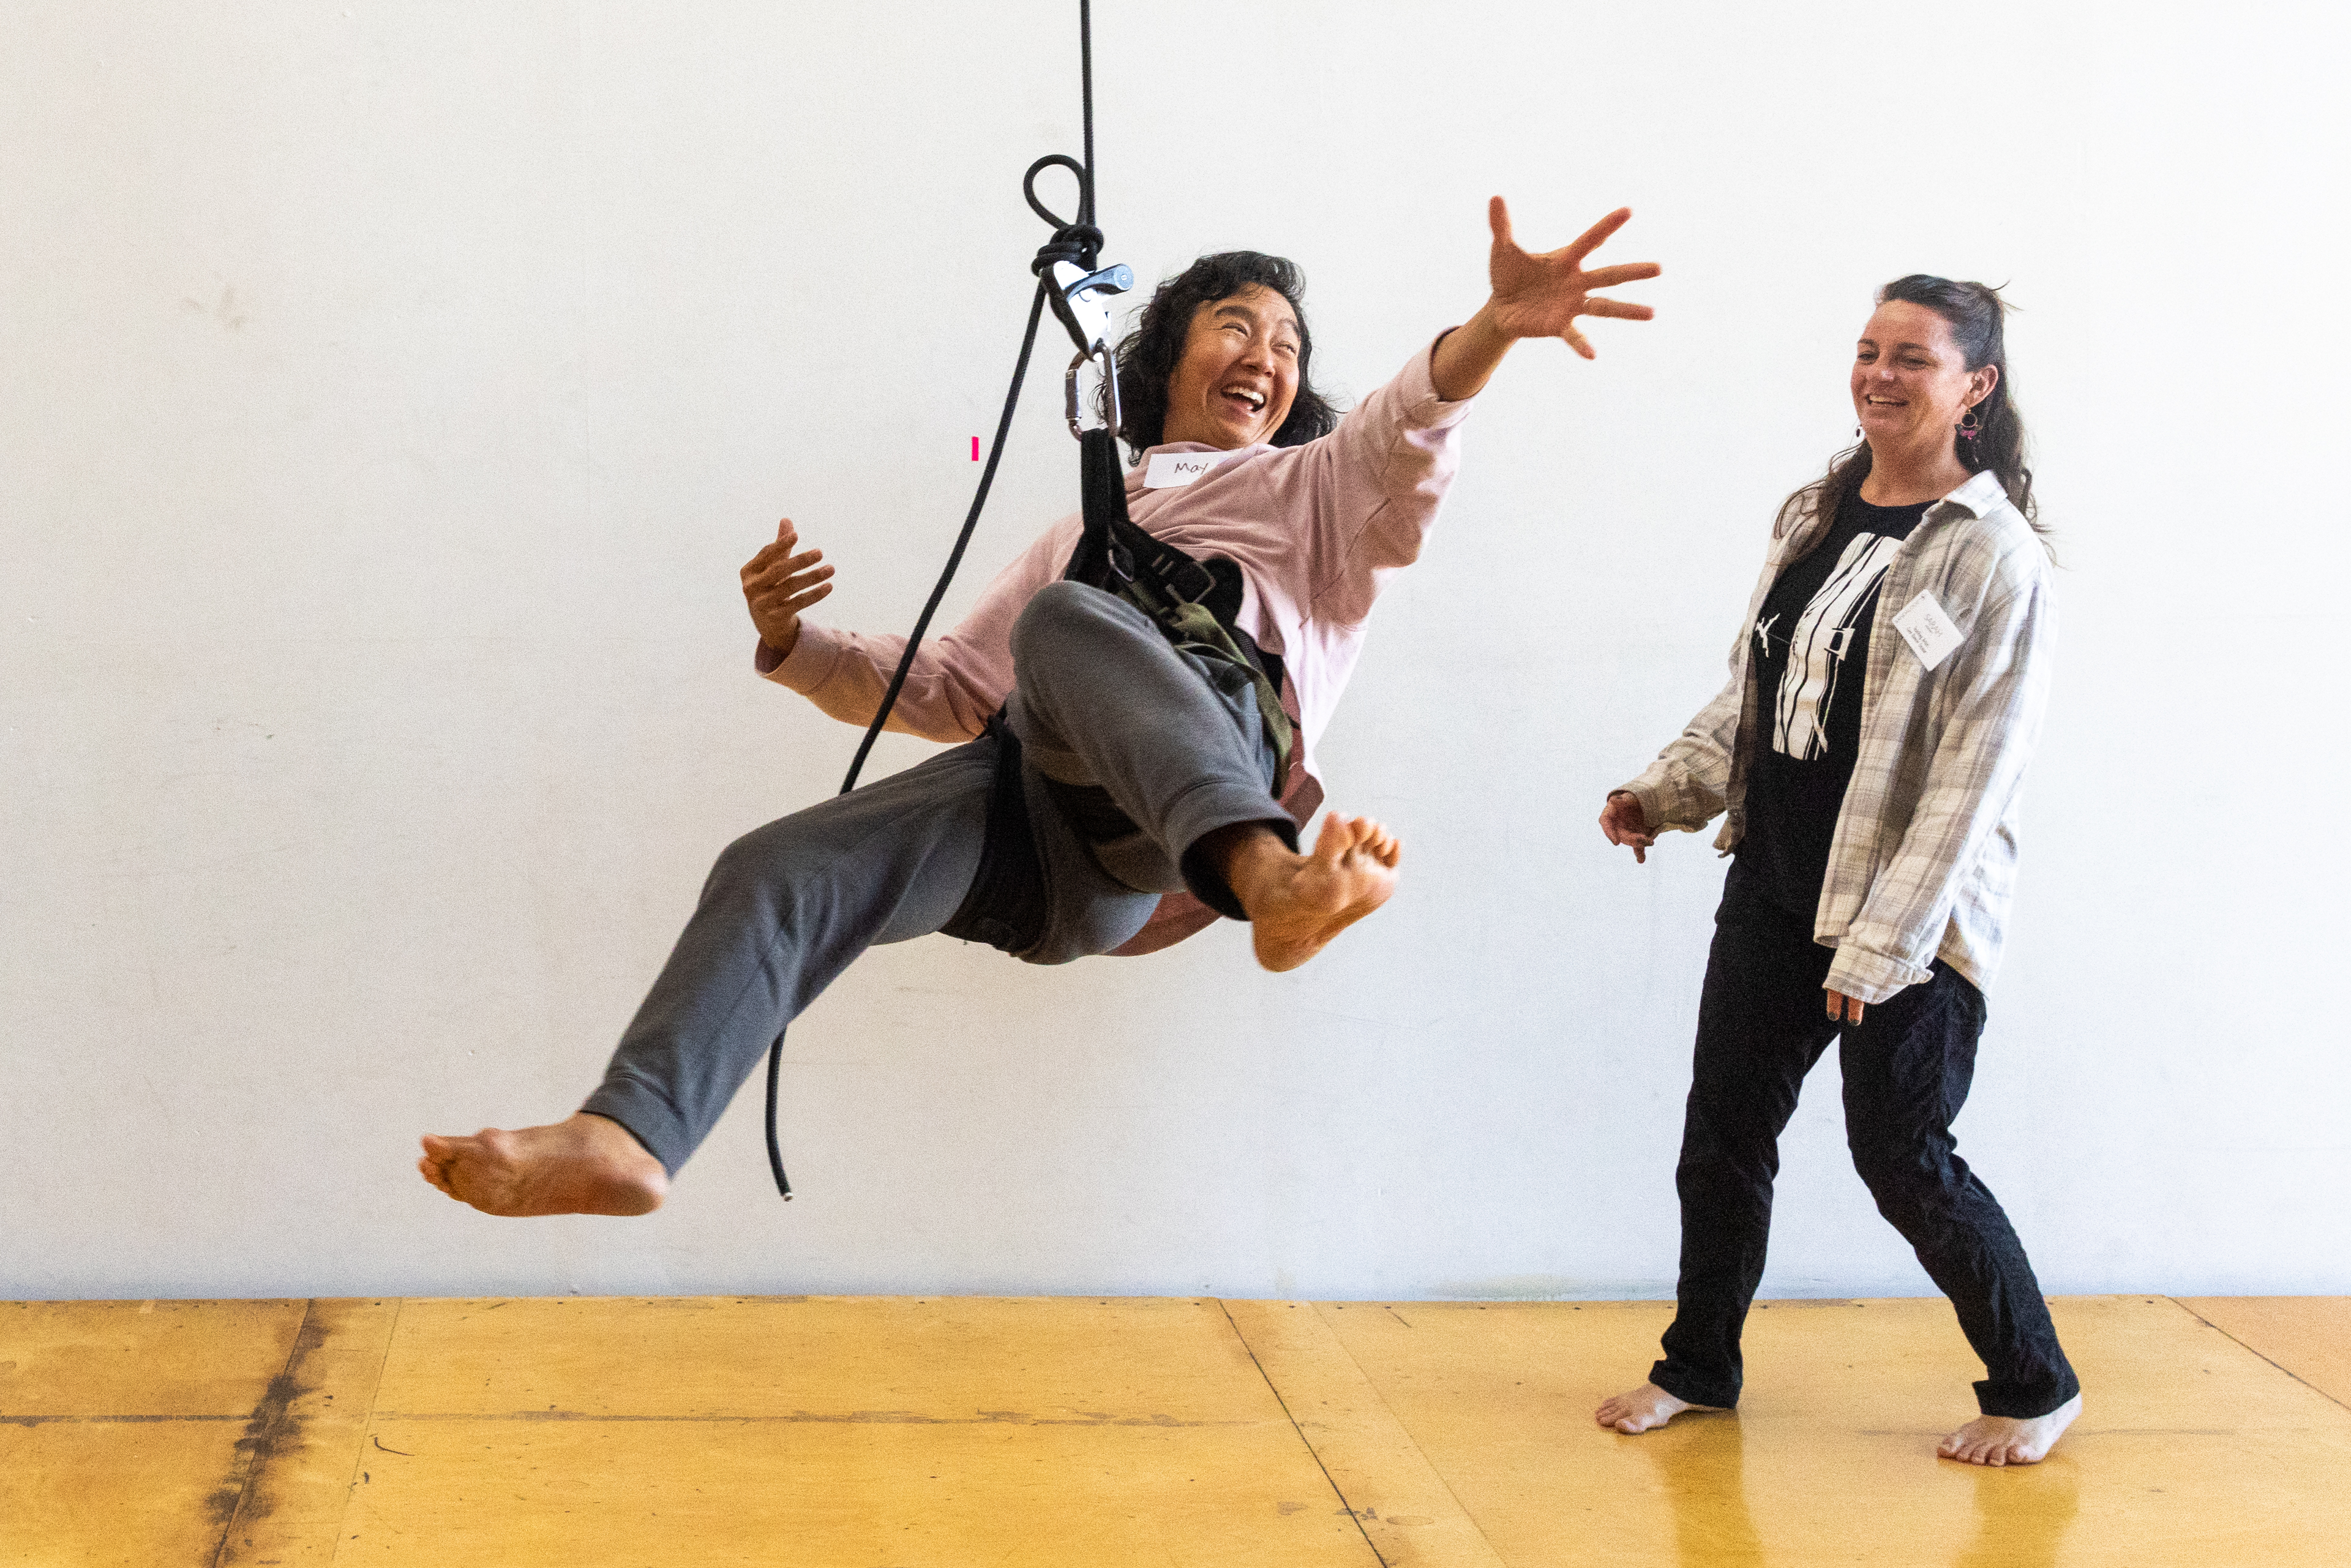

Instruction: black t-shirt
[1737,489,1929,917]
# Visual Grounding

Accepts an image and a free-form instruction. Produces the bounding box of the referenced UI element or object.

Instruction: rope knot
[1031,223,1103,277]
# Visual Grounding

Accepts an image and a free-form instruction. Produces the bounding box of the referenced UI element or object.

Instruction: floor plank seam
[210,1297,318,1568]
[1318,1304,1510,1566]
[1215,1299,1393,1568]
[326,1297,404,1568]
[2166,1296,2351,1414]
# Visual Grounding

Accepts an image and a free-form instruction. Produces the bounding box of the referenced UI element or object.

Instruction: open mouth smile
[1220,383,1267,416]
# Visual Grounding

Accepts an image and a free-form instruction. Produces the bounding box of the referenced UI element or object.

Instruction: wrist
[1431,306,1511,402]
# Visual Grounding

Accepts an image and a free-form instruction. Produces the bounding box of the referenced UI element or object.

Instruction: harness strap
[937,712,1049,953]
[1066,428,1295,785]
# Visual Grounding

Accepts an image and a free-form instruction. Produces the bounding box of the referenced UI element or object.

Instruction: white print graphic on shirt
[1758,532,1906,760]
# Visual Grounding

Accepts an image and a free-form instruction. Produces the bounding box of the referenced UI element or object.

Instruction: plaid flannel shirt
[1621,468,2054,1005]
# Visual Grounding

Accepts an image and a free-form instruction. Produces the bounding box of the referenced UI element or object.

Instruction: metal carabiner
[1065,342,1122,441]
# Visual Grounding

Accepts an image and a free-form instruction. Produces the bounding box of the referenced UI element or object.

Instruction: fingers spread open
[1561,206,1633,266]
[1578,261,1663,288]
[1561,323,1595,359]
[1581,298,1656,321]
[1488,194,1516,252]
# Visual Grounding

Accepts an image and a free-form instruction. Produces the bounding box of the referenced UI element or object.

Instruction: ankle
[1197,823,1292,916]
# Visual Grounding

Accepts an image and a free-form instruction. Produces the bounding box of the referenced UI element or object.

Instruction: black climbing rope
[763,1,1117,1200]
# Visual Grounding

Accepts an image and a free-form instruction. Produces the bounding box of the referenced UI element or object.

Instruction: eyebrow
[1858,337,1940,353]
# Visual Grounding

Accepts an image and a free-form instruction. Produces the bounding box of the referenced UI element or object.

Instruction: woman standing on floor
[1592,276,2079,1467]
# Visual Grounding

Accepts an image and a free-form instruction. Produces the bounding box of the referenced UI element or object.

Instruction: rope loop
[1023,153,1101,274]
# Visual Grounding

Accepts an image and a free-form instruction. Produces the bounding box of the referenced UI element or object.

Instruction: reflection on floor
[2,1294,2345,1566]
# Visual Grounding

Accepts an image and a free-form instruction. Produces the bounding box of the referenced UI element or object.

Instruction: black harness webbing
[933,433,1295,958]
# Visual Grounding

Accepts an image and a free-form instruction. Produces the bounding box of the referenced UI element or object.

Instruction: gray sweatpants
[582,581,1293,1175]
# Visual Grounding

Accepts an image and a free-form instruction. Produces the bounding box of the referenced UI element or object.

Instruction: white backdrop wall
[4,1,2345,1302]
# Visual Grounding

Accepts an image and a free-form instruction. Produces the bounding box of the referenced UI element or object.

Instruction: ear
[1966,362,2000,408]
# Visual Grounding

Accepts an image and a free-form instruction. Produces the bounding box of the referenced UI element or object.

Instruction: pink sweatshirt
[761,338,1473,953]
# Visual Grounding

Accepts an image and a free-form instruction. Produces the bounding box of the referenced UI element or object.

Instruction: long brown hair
[1106,251,1341,463]
[1781,275,2053,557]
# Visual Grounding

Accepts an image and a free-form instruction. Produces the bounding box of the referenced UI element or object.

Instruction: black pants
[1649,859,2079,1420]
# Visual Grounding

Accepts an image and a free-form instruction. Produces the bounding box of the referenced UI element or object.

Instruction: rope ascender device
[762,0,1289,1200]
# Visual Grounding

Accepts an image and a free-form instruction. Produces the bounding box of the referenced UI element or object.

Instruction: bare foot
[417,1111,668,1217]
[1595,1382,1728,1435]
[1218,814,1401,972]
[1938,1392,2082,1466]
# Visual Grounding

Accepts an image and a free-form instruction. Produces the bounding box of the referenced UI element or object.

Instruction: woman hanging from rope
[418,198,1658,1217]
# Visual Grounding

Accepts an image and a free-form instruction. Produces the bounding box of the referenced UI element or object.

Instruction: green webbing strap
[1069,427,1292,787]
[1117,579,1294,788]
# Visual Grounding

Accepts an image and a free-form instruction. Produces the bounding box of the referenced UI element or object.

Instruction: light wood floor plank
[2175,1296,2351,1409]
[0,1298,309,1567]
[216,1297,404,1567]
[343,1294,1379,1566]
[1312,1295,2351,1567]
[1225,1299,1509,1567]
[12,1294,2350,1565]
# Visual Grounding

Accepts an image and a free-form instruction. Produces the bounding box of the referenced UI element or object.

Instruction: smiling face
[1851,300,1998,453]
[1157,284,1302,450]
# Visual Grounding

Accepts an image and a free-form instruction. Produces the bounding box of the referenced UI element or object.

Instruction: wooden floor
[4,1295,2346,1566]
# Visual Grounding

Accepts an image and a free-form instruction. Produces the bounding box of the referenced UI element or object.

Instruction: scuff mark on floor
[208,1299,326,1566]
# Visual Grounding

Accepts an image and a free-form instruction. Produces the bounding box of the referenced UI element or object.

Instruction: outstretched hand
[1428,200,1659,400]
[1484,198,1660,360]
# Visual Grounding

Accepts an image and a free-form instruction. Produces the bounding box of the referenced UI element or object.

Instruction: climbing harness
[762,0,1288,1198]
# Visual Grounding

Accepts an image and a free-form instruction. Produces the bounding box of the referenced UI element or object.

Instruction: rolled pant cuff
[1649,1360,1738,1412]
[1169,787,1300,921]
[1973,1370,2081,1420]
[580,1076,693,1178]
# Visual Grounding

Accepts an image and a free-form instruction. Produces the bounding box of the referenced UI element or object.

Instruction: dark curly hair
[1783,274,2053,557]
[1104,251,1343,463]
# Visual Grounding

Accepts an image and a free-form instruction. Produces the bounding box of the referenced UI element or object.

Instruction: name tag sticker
[1891,590,1964,671]
[1144,451,1225,489]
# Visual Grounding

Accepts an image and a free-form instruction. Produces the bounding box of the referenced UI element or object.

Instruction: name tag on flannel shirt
[1891,590,1963,670]
[1144,451,1228,489]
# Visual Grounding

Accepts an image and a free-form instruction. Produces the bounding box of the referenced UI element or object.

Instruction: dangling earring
[1957,407,1982,449]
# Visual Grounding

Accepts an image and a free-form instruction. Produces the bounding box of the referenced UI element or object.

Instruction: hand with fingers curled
[741,517,837,659]
[1599,789,1658,864]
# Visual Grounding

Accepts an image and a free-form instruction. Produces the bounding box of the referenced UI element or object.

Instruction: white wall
[4,1,2345,1303]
